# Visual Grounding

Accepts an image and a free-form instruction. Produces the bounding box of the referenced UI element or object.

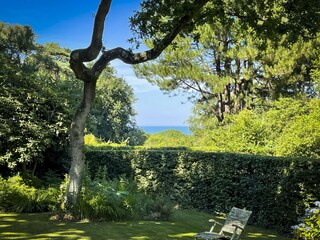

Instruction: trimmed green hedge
[85,150,320,233]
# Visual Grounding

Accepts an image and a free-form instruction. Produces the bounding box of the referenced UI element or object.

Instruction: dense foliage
[74,167,174,221]
[191,98,320,159]
[138,98,320,160]
[85,149,320,233]
[130,0,320,45]
[0,22,145,178]
[292,201,320,240]
[0,23,72,176]
[0,175,60,213]
[135,20,320,123]
[143,130,192,147]
[0,172,174,222]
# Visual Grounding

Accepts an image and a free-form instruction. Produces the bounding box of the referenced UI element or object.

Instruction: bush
[143,130,192,147]
[292,201,320,239]
[139,195,175,221]
[0,175,61,213]
[77,166,174,221]
[79,172,131,221]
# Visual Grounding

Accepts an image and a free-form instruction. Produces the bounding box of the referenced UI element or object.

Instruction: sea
[140,126,191,135]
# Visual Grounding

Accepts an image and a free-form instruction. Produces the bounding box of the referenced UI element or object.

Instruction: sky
[1,0,193,126]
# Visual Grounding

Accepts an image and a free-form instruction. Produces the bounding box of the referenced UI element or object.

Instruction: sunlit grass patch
[247,232,279,238]
[168,232,197,238]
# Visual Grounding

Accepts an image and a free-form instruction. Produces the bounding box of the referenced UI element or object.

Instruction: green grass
[0,209,290,240]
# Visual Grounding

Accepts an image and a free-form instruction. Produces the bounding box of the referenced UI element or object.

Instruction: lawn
[0,209,290,240]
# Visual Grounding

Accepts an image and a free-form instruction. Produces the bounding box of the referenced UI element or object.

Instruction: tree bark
[234,59,242,113]
[224,84,231,114]
[65,80,96,209]
[216,93,224,122]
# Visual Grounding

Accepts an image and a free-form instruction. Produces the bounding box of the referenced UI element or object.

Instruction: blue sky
[1,0,193,126]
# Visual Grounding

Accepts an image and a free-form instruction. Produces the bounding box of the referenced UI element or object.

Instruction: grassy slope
[0,209,290,240]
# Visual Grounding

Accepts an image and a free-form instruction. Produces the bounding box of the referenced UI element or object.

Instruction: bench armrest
[209,219,223,225]
[232,224,244,231]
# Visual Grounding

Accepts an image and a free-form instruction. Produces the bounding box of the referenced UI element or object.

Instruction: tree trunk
[64,80,96,210]
[234,59,242,113]
[216,93,224,122]
[224,84,231,114]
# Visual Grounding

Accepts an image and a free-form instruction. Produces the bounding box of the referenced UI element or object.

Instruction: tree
[135,20,319,125]
[65,0,210,211]
[0,24,72,176]
[134,20,260,122]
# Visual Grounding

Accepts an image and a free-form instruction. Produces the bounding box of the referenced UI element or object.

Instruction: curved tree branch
[92,0,210,76]
[70,0,209,81]
[70,0,112,81]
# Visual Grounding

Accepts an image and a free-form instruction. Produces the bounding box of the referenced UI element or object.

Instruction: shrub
[143,130,192,147]
[292,201,320,240]
[79,172,130,221]
[77,166,174,221]
[0,175,60,213]
[139,195,175,221]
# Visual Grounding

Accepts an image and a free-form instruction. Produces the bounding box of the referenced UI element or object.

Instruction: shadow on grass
[0,210,290,240]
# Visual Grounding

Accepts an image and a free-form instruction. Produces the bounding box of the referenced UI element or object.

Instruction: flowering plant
[291,201,320,240]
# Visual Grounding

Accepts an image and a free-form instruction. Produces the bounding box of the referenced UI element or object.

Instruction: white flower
[291,225,299,230]
[314,201,320,207]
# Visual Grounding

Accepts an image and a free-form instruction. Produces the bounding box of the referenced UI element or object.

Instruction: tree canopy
[0,23,71,175]
[134,20,320,122]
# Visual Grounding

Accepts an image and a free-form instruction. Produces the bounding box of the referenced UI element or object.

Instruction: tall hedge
[85,150,320,233]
